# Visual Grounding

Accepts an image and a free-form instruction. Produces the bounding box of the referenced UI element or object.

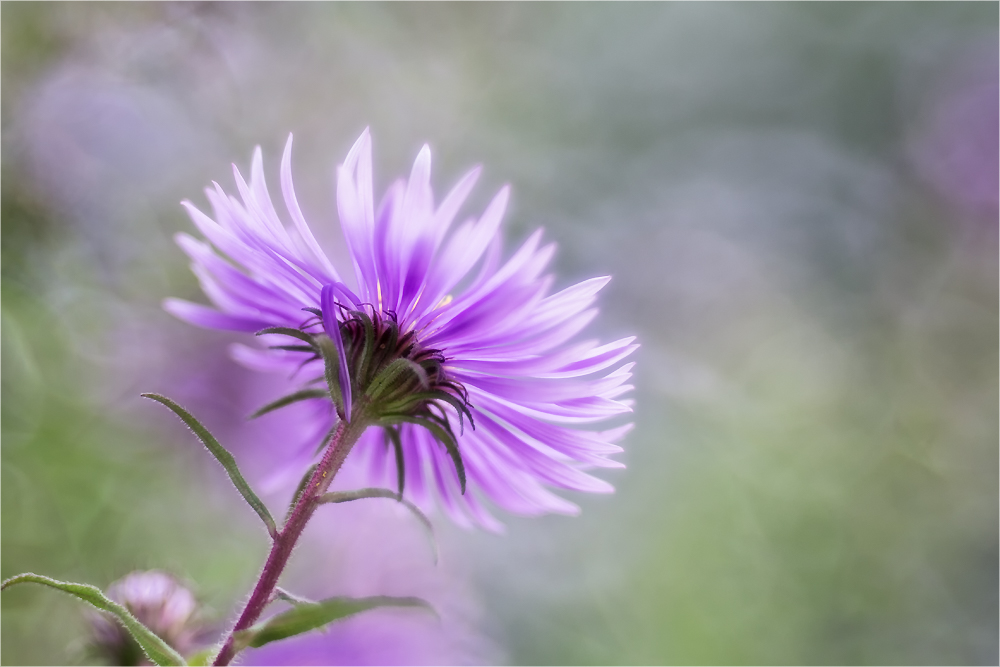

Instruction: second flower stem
[213,419,365,666]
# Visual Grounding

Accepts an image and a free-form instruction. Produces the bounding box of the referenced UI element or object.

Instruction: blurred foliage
[1,281,264,665]
[474,196,997,665]
[2,3,997,665]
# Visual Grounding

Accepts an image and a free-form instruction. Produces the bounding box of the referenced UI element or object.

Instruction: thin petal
[280,134,340,279]
[163,298,267,332]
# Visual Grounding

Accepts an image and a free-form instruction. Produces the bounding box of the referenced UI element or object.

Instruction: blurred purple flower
[166,130,636,530]
[87,570,201,665]
[909,43,999,220]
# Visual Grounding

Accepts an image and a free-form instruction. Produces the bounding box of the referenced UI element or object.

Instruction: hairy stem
[213,419,365,666]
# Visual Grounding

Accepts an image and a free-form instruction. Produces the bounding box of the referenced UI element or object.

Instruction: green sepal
[369,316,400,375]
[317,488,437,563]
[384,427,406,497]
[1,573,186,666]
[267,344,317,354]
[381,390,474,434]
[232,595,432,651]
[366,357,429,401]
[380,415,466,494]
[255,327,318,349]
[426,391,474,434]
[142,393,277,539]
[316,335,345,413]
[350,309,377,386]
[249,389,330,420]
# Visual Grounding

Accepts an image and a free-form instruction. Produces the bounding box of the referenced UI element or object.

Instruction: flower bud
[87,570,201,666]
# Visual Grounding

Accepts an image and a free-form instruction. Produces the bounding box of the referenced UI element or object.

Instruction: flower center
[339,307,470,424]
[300,305,473,433]
[259,304,473,494]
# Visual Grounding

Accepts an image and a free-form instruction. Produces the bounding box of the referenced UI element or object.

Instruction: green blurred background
[2,3,997,665]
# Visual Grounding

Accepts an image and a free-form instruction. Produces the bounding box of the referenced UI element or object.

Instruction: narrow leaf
[142,393,277,539]
[317,488,437,563]
[234,595,432,651]
[249,389,330,419]
[1,573,186,666]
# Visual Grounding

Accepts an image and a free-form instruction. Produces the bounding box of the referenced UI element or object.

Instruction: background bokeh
[3,3,997,665]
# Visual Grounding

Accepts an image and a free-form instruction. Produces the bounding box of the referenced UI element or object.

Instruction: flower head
[166,130,636,530]
[87,571,201,665]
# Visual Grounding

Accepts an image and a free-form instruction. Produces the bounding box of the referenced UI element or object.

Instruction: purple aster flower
[166,129,636,530]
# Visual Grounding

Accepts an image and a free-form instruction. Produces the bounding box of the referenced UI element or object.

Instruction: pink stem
[213,420,363,666]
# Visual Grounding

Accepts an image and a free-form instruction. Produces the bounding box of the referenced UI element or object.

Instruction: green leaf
[233,595,432,651]
[249,389,330,419]
[317,488,437,563]
[142,393,277,539]
[1,573,186,666]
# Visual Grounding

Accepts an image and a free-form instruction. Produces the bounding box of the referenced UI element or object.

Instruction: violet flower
[908,43,999,220]
[166,129,636,530]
